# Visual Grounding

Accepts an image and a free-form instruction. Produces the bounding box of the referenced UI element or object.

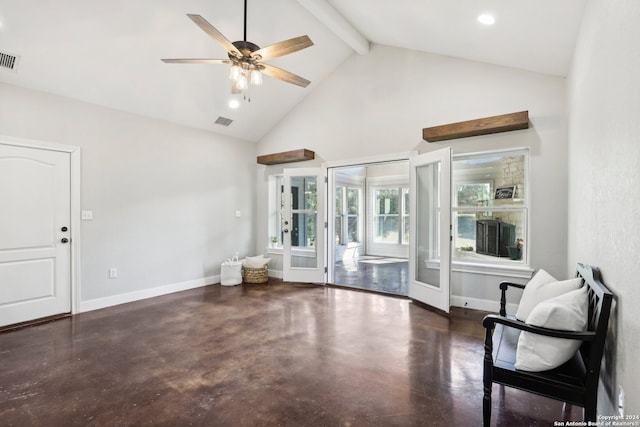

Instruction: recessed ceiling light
[228,99,240,109]
[477,13,496,26]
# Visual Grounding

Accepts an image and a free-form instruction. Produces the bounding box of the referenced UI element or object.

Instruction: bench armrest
[482,314,596,341]
[499,281,526,316]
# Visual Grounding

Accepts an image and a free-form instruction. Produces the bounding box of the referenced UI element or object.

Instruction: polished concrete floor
[0,279,582,426]
[333,257,408,295]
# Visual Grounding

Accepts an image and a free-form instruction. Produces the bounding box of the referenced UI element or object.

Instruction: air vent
[0,51,19,71]
[215,116,233,127]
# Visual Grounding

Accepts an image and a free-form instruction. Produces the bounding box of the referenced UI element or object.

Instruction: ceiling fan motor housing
[231,40,260,57]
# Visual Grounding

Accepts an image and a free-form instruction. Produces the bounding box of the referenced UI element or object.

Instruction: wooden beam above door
[422,111,529,143]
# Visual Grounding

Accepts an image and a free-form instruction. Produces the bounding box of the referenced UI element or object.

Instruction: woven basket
[242,265,269,284]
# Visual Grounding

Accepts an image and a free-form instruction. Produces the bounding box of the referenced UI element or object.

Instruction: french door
[282,168,326,283]
[409,148,452,313]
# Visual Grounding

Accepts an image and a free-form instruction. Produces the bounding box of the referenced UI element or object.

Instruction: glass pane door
[283,168,325,283]
[409,148,451,312]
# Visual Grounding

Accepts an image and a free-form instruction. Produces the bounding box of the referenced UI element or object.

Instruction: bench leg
[483,380,491,426]
[483,330,494,426]
[584,395,597,421]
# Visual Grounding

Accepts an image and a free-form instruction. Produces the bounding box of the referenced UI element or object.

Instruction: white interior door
[409,148,452,313]
[283,168,325,283]
[0,144,71,327]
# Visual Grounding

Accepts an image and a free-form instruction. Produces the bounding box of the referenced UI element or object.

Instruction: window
[452,150,528,265]
[372,186,409,245]
[335,186,361,245]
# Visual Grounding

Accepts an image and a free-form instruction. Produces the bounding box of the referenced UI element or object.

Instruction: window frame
[451,148,530,270]
[335,184,363,245]
[366,175,410,258]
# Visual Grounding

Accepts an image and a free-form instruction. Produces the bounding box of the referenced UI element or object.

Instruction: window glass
[290,176,317,248]
[452,151,527,264]
[402,188,410,244]
[347,188,359,214]
[373,187,409,244]
[335,185,362,245]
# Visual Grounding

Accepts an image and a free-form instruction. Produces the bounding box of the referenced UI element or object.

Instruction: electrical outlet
[618,385,625,416]
[109,268,118,279]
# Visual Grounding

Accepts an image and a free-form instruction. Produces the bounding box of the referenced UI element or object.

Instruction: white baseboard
[269,269,283,279]
[78,275,219,313]
[77,273,516,315]
[451,295,518,314]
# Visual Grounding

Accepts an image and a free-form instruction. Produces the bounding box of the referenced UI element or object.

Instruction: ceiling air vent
[215,116,233,127]
[0,51,20,71]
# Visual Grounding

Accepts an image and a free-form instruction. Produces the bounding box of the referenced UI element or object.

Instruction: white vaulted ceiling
[0,0,587,142]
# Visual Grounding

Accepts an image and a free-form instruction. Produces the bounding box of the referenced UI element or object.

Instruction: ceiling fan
[162,0,314,98]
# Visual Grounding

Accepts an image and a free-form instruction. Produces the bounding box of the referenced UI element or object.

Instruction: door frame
[0,135,81,315]
[323,151,416,284]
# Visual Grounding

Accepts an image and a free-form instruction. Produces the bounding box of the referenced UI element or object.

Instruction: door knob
[61,238,69,243]
[61,226,68,232]
[283,229,289,233]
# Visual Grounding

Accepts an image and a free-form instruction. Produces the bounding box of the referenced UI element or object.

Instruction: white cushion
[243,255,270,268]
[515,286,588,372]
[515,269,582,321]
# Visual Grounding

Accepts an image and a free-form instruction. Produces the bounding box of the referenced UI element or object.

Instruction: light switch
[81,210,93,220]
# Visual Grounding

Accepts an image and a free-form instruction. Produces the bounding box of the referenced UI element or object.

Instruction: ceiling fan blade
[253,35,313,61]
[187,14,241,56]
[260,63,311,88]
[161,58,230,64]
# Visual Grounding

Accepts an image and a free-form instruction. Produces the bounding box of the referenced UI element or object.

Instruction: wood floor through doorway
[0,279,582,426]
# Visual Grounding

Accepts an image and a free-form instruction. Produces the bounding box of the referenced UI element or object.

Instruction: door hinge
[324,221,328,228]
[324,267,328,273]
[325,176,328,183]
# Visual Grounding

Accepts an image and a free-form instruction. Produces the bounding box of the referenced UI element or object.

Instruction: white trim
[268,269,284,279]
[366,175,409,187]
[0,134,79,153]
[78,275,219,313]
[426,259,534,279]
[450,295,519,313]
[452,146,530,160]
[453,261,533,279]
[0,135,82,315]
[322,151,416,169]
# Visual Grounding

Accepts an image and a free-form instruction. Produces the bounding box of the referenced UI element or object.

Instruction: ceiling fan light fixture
[162,1,313,103]
[250,69,263,86]
[236,73,249,91]
[229,63,242,81]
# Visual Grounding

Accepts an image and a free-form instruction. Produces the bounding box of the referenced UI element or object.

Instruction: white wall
[257,44,569,307]
[567,0,640,416]
[0,82,256,309]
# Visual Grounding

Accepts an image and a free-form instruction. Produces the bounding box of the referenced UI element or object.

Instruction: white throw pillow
[515,286,588,372]
[515,269,582,321]
[243,255,271,268]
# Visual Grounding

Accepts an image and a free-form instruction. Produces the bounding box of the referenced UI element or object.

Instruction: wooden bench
[482,263,613,425]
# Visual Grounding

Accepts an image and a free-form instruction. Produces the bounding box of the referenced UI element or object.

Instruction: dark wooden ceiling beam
[257,148,315,165]
[423,111,529,142]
